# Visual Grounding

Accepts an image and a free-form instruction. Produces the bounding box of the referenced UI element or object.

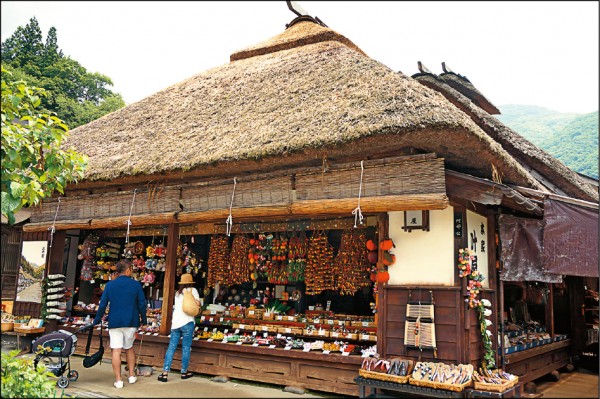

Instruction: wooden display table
[2,327,45,352]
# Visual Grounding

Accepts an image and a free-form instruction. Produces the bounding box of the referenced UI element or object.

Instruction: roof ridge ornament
[417,61,433,75]
[286,1,328,27]
[441,62,453,74]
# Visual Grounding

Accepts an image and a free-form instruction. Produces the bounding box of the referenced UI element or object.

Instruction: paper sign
[342,351,350,356]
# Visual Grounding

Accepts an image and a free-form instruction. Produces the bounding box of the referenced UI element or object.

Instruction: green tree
[1,17,125,128]
[1,66,88,224]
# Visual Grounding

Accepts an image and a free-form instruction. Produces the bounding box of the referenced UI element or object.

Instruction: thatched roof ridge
[412,73,598,202]
[230,19,366,61]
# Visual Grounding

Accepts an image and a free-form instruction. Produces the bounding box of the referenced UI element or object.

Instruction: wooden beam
[159,223,179,336]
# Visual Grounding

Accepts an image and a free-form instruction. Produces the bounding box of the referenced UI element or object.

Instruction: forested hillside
[497,105,598,179]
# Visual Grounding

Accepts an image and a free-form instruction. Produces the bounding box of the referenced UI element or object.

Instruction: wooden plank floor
[536,368,598,398]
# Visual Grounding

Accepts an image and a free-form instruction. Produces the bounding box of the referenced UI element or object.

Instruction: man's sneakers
[114,376,136,388]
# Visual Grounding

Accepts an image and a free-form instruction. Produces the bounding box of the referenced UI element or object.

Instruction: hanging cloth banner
[542,198,598,277]
[352,160,365,228]
[498,214,562,283]
[124,189,137,244]
[48,197,61,248]
[225,177,237,236]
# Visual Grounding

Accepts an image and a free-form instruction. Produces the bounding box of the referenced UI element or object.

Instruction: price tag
[303,347,310,352]
[224,329,228,334]
[221,339,228,343]
[210,310,216,315]
[252,331,257,336]
[284,346,292,351]
[261,326,268,331]
[252,342,259,347]
[338,321,345,326]
[285,328,291,333]
[263,332,268,338]
[220,317,224,323]
[276,333,282,339]
[362,322,370,327]
[239,324,245,329]
[235,329,240,334]
[153,333,159,336]
[342,351,350,356]
[204,327,208,332]
[209,318,214,323]
[248,310,255,315]
[276,315,283,321]
[361,334,369,340]
[194,326,199,331]
[193,337,199,340]
[314,319,320,324]
[361,353,370,358]
[212,328,217,333]
[331,332,339,338]
[327,320,334,325]
[287,316,295,321]
[268,345,276,349]
[236,341,243,345]
[200,316,206,321]
[323,350,330,354]
[207,338,213,342]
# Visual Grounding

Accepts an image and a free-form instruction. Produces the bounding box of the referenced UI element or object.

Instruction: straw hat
[179,273,194,285]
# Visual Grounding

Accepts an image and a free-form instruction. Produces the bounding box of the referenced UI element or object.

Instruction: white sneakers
[113,376,137,388]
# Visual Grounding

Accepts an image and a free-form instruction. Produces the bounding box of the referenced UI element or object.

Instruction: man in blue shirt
[93,259,147,389]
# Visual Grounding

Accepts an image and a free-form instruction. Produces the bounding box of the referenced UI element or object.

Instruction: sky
[1,1,598,114]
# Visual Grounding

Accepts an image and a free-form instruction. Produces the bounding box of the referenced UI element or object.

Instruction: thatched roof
[412,70,598,202]
[64,19,543,192]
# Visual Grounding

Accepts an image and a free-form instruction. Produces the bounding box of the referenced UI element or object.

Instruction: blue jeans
[162,321,194,373]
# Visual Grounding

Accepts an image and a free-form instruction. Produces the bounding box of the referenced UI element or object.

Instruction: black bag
[83,325,104,368]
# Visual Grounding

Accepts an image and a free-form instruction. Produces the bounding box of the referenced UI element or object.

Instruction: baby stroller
[32,327,85,388]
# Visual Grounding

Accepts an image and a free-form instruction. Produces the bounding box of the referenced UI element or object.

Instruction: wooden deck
[536,368,598,398]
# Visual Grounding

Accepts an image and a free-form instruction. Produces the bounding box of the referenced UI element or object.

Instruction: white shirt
[171,287,200,330]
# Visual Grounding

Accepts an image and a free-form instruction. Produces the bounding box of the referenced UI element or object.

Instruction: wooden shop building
[4,14,598,397]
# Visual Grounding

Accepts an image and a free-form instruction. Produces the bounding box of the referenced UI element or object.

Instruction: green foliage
[1,350,57,398]
[1,66,88,224]
[497,105,598,178]
[1,17,125,128]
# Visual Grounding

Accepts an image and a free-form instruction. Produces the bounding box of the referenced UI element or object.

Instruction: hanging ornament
[48,197,61,248]
[124,189,137,244]
[225,177,237,236]
[352,160,365,228]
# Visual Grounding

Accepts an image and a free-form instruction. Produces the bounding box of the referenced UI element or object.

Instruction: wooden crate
[244,309,264,319]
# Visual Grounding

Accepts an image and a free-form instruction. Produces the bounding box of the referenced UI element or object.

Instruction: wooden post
[375,213,388,356]
[159,223,179,336]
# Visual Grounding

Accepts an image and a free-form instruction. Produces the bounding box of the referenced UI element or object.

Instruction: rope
[124,189,137,244]
[225,177,237,236]
[48,197,61,248]
[351,160,365,228]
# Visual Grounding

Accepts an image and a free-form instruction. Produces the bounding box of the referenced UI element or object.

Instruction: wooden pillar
[46,230,67,332]
[546,284,554,335]
[452,202,469,364]
[376,213,388,356]
[159,223,179,335]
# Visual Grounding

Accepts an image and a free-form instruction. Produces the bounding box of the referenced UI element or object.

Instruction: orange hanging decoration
[366,239,377,251]
[376,270,390,284]
[379,239,395,251]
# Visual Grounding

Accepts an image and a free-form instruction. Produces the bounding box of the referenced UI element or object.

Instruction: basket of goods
[472,369,519,392]
[196,331,211,339]
[1,312,14,332]
[359,357,413,384]
[409,362,473,392]
[244,307,264,319]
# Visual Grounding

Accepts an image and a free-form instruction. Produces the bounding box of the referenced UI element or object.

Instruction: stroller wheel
[68,370,79,381]
[57,376,70,389]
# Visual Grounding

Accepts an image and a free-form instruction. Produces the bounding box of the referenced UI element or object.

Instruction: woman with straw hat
[157,273,200,382]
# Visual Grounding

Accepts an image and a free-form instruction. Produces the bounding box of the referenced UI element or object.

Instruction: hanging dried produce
[177,242,200,277]
[207,234,231,288]
[305,231,335,295]
[333,230,371,295]
[266,233,289,284]
[228,235,252,285]
[287,231,308,282]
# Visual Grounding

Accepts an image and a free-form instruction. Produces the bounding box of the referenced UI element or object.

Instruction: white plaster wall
[388,207,455,286]
[466,210,489,288]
